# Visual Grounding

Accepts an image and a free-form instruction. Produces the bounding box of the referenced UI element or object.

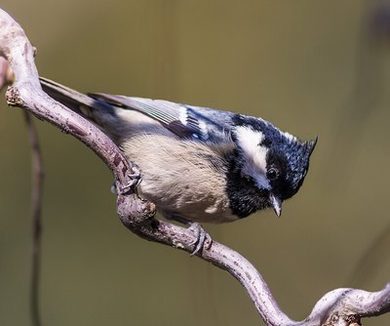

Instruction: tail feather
[39,77,126,142]
[39,77,113,117]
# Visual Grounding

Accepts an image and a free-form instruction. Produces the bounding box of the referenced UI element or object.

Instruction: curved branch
[0,8,388,326]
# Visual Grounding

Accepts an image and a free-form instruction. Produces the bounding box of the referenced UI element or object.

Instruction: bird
[40,77,317,253]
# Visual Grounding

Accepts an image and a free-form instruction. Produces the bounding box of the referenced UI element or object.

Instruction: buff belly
[121,133,236,223]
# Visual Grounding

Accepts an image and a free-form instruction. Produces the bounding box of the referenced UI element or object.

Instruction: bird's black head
[228,115,317,218]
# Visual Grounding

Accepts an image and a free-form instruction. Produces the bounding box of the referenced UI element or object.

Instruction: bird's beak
[269,194,282,217]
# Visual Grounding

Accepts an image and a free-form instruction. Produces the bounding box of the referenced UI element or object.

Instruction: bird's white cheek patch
[235,126,270,189]
[235,126,268,171]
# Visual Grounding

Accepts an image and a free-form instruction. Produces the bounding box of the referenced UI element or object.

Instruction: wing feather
[89,93,229,142]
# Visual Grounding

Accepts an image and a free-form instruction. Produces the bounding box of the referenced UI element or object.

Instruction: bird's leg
[164,213,212,256]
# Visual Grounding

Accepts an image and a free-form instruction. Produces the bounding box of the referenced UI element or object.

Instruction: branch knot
[5,85,25,106]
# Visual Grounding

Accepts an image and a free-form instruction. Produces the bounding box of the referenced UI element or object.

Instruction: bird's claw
[111,164,142,195]
[188,222,212,256]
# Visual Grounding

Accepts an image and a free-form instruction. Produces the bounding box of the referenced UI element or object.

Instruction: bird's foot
[111,164,142,195]
[187,222,212,256]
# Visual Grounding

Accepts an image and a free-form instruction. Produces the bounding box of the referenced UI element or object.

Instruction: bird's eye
[267,167,279,180]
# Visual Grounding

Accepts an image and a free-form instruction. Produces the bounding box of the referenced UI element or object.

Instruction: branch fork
[0,8,388,326]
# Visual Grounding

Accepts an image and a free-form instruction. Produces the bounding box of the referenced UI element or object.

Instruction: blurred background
[0,1,389,325]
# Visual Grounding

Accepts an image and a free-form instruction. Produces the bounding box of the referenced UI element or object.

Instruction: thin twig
[23,111,44,326]
[0,7,389,326]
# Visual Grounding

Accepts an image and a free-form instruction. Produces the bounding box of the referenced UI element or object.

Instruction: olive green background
[0,1,389,325]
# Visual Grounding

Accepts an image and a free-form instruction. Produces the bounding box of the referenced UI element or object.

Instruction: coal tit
[40,78,316,225]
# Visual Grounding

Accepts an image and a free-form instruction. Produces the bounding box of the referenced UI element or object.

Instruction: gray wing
[40,76,235,143]
[89,93,235,143]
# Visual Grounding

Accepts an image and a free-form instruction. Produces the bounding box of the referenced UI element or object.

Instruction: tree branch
[0,8,388,326]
